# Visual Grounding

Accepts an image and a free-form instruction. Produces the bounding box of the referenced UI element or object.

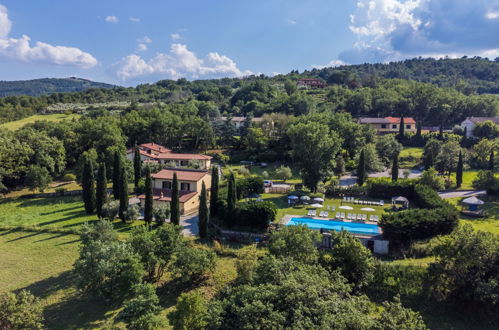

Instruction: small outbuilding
[462,196,484,212]
[391,196,409,208]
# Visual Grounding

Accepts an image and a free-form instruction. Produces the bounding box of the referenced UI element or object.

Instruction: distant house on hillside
[297,78,327,89]
[126,143,212,169]
[358,117,417,134]
[218,116,265,131]
[461,117,499,137]
[138,168,211,215]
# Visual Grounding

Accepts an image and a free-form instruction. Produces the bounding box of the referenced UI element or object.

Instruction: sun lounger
[341,212,345,219]
[331,206,336,211]
[362,214,367,221]
[307,210,313,216]
[323,211,328,218]
[336,212,340,219]
[356,214,361,221]
[380,200,384,206]
[347,213,351,220]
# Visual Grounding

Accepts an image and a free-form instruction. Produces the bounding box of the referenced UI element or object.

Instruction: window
[392,124,397,129]
[162,181,172,189]
[180,183,191,191]
[406,124,411,129]
[180,160,188,166]
[381,124,387,129]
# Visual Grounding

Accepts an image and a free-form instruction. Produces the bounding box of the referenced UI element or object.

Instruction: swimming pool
[286,217,380,236]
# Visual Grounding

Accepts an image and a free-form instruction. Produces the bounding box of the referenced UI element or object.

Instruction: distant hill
[0,77,117,97]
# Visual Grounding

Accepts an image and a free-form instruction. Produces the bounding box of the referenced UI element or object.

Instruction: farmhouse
[127,143,212,169]
[138,168,211,215]
[358,116,417,134]
[461,117,499,137]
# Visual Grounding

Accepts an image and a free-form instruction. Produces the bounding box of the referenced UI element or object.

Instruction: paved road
[438,190,486,199]
[180,213,199,236]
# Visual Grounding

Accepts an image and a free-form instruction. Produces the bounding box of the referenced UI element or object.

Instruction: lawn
[449,170,499,190]
[0,113,81,131]
[447,195,499,235]
[399,147,423,168]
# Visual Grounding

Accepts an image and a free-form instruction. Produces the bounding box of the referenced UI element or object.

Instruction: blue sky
[0,0,498,86]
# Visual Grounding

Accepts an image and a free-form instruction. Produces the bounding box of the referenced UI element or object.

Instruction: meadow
[0,113,80,130]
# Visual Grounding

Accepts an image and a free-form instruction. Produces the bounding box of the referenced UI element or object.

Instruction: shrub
[0,290,44,330]
[121,283,161,328]
[173,247,217,283]
[472,170,499,195]
[62,173,76,181]
[234,201,277,229]
[238,167,251,177]
[102,200,120,220]
[236,176,264,198]
[366,178,415,199]
[419,167,445,191]
[412,184,448,209]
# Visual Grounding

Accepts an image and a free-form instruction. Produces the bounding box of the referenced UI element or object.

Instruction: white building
[461,117,499,137]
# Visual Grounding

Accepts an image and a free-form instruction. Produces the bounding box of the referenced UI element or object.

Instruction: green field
[0,113,80,130]
[399,147,423,168]
[225,163,303,184]
[446,196,499,234]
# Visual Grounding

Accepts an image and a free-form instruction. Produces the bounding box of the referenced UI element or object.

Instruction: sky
[0,0,498,86]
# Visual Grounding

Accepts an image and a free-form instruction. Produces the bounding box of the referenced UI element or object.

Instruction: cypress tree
[416,120,422,139]
[398,116,405,141]
[199,181,208,239]
[119,167,129,222]
[439,123,444,139]
[82,157,96,214]
[133,146,142,189]
[112,151,122,199]
[489,150,495,171]
[391,153,399,182]
[456,151,463,188]
[170,172,180,225]
[96,162,107,218]
[227,173,237,213]
[144,165,153,225]
[209,166,219,216]
[357,149,366,186]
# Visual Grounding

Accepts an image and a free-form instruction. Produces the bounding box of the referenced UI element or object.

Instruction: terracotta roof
[138,188,198,203]
[140,143,172,153]
[151,169,208,181]
[219,116,264,122]
[157,153,212,160]
[466,117,499,124]
[385,117,416,124]
[358,117,389,124]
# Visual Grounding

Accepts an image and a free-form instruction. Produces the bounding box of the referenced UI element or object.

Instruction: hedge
[233,201,277,229]
[366,178,416,199]
[236,176,264,199]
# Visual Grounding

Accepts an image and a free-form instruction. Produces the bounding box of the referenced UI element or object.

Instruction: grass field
[399,147,423,168]
[446,195,499,235]
[0,113,80,130]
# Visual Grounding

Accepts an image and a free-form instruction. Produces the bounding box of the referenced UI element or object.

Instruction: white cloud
[0,5,97,68]
[129,17,140,22]
[105,16,119,23]
[171,33,181,40]
[0,5,11,38]
[287,19,297,25]
[136,43,147,52]
[486,11,499,19]
[313,59,347,69]
[114,43,252,81]
[137,36,152,44]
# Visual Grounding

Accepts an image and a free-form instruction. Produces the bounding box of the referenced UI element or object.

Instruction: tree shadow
[37,210,92,227]
[40,205,81,216]
[18,195,81,208]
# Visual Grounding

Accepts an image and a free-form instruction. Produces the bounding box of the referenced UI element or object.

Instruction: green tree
[472,120,499,139]
[153,203,170,226]
[133,146,141,189]
[96,162,107,218]
[121,283,162,330]
[284,80,297,96]
[275,165,292,182]
[0,290,44,330]
[82,157,96,214]
[173,247,216,283]
[210,166,219,216]
[170,292,208,330]
[376,296,427,330]
[198,181,208,239]
[170,172,180,225]
[144,165,153,225]
[119,167,129,222]
[287,121,341,191]
[419,167,445,191]
[102,200,120,220]
[24,165,51,192]
[268,225,321,264]
[391,153,399,182]
[375,134,402,167]
[398,116,405,141]
[489,150,495,171]
[456,151,463,188]
[436,140,461,177]
[423,138,442,168]
[128,226,160,280]
[357,149,366,186]
[112,150,122,199]
[227,172,237,214]
[334,154,345,176]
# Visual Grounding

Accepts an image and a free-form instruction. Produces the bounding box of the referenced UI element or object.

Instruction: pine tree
[170,172,180,225]
[456,150,463,188]
[119,167,129,222]
[133,146,142,189]
[357,149,366,186]
[226,172,237,214]
[398,116,405,141]
[82,157,96,214]
[489,150,495,171]
[391,153,399,182]
[209,166,219,216]
[198,181,208,239]
[96,162,107,218]
[144,165,153,225]
[112,151,122,200]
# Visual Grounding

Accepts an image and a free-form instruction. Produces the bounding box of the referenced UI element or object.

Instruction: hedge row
[366,179,416,199]
[232,201,277,229]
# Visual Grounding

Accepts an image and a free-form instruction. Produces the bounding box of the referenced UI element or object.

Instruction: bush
[238,167,251,177]
[0,290,44,330]
[419,167,445,191]
[102,200,120,220]
[62,173,76,181]
[236,176,264,198]
[174,247,217,283]
[233,201,277,229]
[472,170,499,195]
[412,184,448,209]
[366,179,415,199]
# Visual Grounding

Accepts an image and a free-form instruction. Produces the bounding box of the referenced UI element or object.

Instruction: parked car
[264,180,273,187]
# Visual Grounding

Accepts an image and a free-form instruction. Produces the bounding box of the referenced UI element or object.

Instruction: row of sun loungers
[343,196,384,206]
[333,212,379,222]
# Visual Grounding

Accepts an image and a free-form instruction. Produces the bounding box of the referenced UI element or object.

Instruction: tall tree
[416,121,422,139]
[391,153,399,182]
[133,146,141,189]
[119,167,129,222]
[456,151,463,188]
[398,116,405,141]
[227,173,237,213]
[357,149,366,186]
[112,151,122,200]
[82,157,96,214]
[489,150,495,171]
[144,165,153,225]
[198,181,208,239]
[209,166,219,216]
[96,163,107,218]
[170,172,180,225]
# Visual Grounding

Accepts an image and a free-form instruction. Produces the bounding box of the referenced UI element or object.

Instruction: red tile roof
[157,153,212,160]
[151,169,208,182]
[138,188,198,203]
[140,143,171,153]
[385,117,416,124]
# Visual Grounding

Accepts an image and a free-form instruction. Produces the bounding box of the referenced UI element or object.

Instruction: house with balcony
[358,117,417,134]
[126,143,212,169]
[138,168,211,215]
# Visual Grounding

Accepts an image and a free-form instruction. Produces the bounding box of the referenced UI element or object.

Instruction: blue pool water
[287,217,380,236]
